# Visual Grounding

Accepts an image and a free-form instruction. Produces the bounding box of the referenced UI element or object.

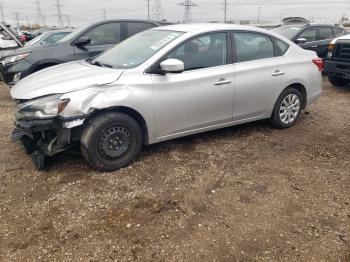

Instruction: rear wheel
[328,76,350,87]
[80,112,142,172]
[270,88,303,129]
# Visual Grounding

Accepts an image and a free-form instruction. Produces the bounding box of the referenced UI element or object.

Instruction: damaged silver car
[10,24,322,171]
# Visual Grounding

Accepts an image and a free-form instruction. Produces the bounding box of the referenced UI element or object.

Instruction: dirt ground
[0,78,349,261]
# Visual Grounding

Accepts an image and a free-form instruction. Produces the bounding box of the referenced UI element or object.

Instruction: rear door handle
[272,70,285,77]
[214,78,232,86]
[310,45,318,48]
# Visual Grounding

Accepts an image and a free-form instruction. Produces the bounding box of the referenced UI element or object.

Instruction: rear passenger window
[298,29,317,42]
[275,38,289,55]
[332,27,344,37]
[234,32,275,62]
[127,23,154,37]
[319,27,334,40]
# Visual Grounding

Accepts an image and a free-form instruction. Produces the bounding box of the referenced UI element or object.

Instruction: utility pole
[177,0,198,24]
[65,15,71,27]
[42,15,46,27]
[25,16,30,28]
[146,0,150,20]
[14,12,20,28]
[152,0,164,21]
[223,0,228,23]
[257,6,261,24]
[36,0,43,25]
[0,2,5,23]
[54,0,64,28]
[102,9,107,20]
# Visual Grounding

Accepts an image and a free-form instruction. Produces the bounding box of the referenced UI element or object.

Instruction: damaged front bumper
[11,116,86,169]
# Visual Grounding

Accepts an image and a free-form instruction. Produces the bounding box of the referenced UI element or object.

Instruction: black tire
[270,88,303,129]
[80,112,142,172]
[328,76,350,87]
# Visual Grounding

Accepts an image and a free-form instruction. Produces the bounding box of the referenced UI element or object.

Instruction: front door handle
[310,45,318,48]
[272,70,285,77]
[214,78,232,86]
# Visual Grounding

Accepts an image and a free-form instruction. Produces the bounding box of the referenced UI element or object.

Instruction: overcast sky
[1,0,349,27]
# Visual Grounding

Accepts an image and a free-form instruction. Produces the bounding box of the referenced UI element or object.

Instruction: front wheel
[328,76,350,87]
[270,88,303,129]
[80,112,142,172]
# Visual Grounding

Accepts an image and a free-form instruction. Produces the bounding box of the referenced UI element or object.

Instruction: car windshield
[57,25,88,43]
[92,30,184,69]
[272,26,302,39]
[25,33,48,46]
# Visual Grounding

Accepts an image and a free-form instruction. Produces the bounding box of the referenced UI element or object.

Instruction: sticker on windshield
[150,33,181,50]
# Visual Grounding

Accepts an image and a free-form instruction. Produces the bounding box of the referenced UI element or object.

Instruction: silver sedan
[11,24,322,171]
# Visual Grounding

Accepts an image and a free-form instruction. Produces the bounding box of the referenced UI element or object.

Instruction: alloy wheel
[279,94,301,125]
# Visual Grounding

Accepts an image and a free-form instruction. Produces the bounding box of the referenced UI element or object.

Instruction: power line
[54,0,64,27]
[152,0,164,21]
[177,0,198,23]
[65,14,71,27]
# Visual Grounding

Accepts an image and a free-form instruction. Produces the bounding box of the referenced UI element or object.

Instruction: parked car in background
[0,23,22,57]
[324,34,350,87]
[272,23,346,58]
[10,24,322,170]
[1,19,172,86]
[25,29,74,47]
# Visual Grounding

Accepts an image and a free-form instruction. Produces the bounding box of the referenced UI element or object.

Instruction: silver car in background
[10,24,322,171]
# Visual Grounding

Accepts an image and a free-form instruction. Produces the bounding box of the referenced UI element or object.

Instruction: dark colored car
[324,35,350,87]
[272,23,346,58]
[1,19,171,85]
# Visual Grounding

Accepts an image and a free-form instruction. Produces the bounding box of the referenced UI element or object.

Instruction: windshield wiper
[86,58,113,68]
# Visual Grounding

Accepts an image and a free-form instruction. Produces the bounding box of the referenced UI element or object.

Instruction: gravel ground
[0,78,349,261]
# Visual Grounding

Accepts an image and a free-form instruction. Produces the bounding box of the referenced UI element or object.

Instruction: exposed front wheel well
[87,107,149,145]
[284,83,307,110]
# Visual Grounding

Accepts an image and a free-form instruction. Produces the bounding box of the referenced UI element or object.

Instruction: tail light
[312,58,324,71]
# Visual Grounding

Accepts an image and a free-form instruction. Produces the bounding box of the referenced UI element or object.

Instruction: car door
[74,22,123,60]
[316,27,335,58]
[232,32,290,121]
[295,28,319,53]
[151,32,235,139]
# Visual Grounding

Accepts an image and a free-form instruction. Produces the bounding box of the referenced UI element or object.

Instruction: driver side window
[167,33,228,71]
[82,23,121,45]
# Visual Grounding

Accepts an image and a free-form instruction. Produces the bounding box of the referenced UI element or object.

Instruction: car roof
[153,23,269,34]
[278,23,343,28]
[90,19,172,26]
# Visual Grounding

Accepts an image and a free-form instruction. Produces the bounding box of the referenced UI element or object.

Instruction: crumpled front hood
[11,60,124,100]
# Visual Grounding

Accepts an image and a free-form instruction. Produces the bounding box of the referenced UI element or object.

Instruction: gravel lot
[0,78,349,261]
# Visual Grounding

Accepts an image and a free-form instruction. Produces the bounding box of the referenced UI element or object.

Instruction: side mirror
[160,59,184,73]
[74,37,91,46]
[295,38,307,44]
